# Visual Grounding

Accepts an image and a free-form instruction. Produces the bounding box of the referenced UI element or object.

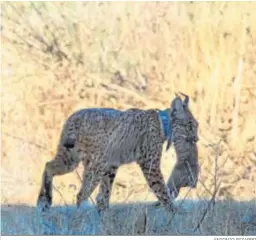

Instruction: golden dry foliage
[1,2,256,205]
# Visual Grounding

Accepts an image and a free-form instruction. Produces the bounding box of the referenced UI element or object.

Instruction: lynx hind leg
[37,146,80,211]
[96,166,117,212]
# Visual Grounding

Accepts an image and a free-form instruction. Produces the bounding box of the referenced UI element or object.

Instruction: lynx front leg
[96,166,118,212]
[139,151,174,212]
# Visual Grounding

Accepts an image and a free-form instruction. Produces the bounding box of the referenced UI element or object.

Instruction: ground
[1,200,255,235]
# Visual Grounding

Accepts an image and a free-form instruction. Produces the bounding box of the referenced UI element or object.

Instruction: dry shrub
[1,2,256,206]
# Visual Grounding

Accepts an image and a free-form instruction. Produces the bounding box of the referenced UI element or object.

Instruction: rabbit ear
[179,92,189,107]
[170,93,189,121]
[170,94,183,115]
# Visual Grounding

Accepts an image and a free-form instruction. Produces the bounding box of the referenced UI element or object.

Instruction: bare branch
[193,181,221,233]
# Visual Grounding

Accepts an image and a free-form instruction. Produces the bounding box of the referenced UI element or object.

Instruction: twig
[134,208,148,235]
[165,171,196,230]
[52,185,68,207]
[193,139,222,233]
[213,140,221,206]
[74,170,99,213]
[232,58,243,147]
[2,132,47,150]
[37,98,81,107]
[74,170,109,235]
[198,179,213,196]
[193,181,221,233]
[7,2,50,48]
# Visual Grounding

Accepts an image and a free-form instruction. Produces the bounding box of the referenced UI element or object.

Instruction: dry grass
[1,2,256,235]
[1,200,256,235]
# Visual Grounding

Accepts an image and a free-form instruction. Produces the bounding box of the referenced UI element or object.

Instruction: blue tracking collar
[85,108,172,138]
[159,110,172,139]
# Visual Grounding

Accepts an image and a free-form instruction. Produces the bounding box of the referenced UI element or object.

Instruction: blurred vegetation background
[1,2,256,206]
